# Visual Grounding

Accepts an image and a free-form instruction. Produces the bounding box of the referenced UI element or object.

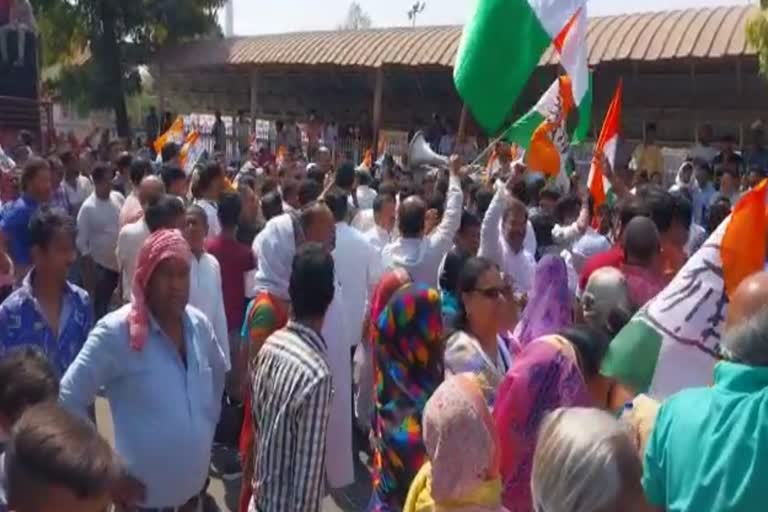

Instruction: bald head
[722,272,768,366]
[300,201,336,251]
[623,217,660,267]
[399,195,427,238]
[138,175,165,207]
[726,272,768,329]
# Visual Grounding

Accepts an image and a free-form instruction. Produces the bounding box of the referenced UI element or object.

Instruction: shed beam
[372,67,385,160]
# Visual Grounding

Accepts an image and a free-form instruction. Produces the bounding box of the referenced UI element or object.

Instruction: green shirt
[643,361,768,511]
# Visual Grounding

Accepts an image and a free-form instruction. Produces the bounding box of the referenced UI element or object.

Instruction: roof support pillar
[372,67,385,160]
[249,68,260,133]
[158,64,167,119]
[457,104,469,149]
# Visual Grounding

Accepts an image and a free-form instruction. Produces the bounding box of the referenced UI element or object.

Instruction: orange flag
[588,79,622,212]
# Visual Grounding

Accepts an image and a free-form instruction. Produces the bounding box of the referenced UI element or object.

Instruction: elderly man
[60,229,227,511]
[382,155,463,285]
[642,271,768,512]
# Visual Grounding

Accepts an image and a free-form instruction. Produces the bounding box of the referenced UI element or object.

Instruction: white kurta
[322,281,354,489]
[188,253,231,370]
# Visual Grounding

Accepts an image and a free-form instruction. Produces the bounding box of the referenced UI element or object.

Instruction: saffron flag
[588,79,622,212]
[601,180,768,399]
[504,75,574,177]
[180,130,204,175]
[454,0,588,134]
[154,117,185,155]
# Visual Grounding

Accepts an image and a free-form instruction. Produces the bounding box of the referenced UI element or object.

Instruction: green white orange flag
[454,0,588,134]
[504,75,574,177]
[588,79,622,211]
[601,179,768,399]
[180,130,204,175]
[153,116,184,154]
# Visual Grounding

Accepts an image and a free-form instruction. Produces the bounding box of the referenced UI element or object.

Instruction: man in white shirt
[326,187,383,349]
[117,192,184,303]
[688,124,719,165]
[193,162,225,238]
[382,156,463,286]
[76,164,124,320]
[479,171,536,296]
[183,205,231,370]
[363,191,397,253]
[60,150,92,216]
[354,170,377,210]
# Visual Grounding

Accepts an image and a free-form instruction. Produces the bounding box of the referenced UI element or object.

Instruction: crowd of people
[0,113,766,512]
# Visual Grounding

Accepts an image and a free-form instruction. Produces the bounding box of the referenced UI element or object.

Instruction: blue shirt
[59,304,227,508]
[0,196,39,265]
[692,183,716,226]
[643,362,768,512]
[0,271,92,378]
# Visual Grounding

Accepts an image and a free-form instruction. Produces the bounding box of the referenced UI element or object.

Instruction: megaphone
[408,131,449,170]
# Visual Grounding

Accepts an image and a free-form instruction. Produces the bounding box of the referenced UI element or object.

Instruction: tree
[32,0,225,137]
[338,2,372,31]
[747,0,768,77]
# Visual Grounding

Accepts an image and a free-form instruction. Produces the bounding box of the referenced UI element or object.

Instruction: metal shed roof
[155,5,757,71]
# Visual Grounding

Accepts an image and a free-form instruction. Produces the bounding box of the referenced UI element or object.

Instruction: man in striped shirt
[250,243,335,512]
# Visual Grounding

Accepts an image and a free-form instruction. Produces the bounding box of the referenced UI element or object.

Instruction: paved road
[95,399,371,511]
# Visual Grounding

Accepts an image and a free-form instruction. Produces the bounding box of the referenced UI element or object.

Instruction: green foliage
[32,0,225,135]
[747,2,768,78]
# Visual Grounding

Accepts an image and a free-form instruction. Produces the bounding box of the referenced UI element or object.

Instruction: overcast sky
[222,0,754,35]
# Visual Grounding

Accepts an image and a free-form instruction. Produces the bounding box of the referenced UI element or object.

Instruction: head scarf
[581,267,632,330]
[511,255,572,354]
[493,337,592,512]
[129,229,192,351]
[404,374,507,512]
[372,284,445,511]
[369,269,412,339]
[252,213,296,300]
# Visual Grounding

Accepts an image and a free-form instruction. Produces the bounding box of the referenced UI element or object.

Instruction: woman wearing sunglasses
[444,256,514,408]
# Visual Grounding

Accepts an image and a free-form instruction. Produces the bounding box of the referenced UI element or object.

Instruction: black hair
[335,162,356,190]
[160,166,186,191]
[531,212,556,255]
[298,179,321,206]
[398,183,417,202]
[474,186,493,217]
[439,247,471,298]
[238,175,257,192]
[707,199,732,233]
[510,180,529,204]
[59,150,76,167]
[398,197,427,237]
[6,403,117,508]
[554,194,582,224]
[378,182,398,200]
[218,192,242,228]
[558,325,612,378]
[324,186,348,223]
[539,187,562,204]
[91,164,112,184]
[290,243,335,319]
[435,177,450,198]
[670,192,693,230]
[185,203,208,227]
[161,142,180,163]
[356,170,372,187]
[129,159,153,187]
[196,162,223,194]
[261,178,279,196]
[0,348,59,423]
[261,191,284,221]
[617,196,650,234]
[458,210,481,234]
[28,208,75,250]
[116,153,132,171]
[307,166,325,184]
[455,256,498,332]
[20,157,49,191]
[144,194,185,233]
[721,166,740,180]
[637,186,675,233]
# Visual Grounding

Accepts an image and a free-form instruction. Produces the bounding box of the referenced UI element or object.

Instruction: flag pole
[470,130,509,167]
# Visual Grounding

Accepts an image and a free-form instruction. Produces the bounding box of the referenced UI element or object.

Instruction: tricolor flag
[588,79,622,212]
[154,117,185,155]
[454,0,589,135]
[505,75,574,177]
[180,130,204,175]
[601,180,768,399]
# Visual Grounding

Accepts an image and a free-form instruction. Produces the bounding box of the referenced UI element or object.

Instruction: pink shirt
[621,263,666,308]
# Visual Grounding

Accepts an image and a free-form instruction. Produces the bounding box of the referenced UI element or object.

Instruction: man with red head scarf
[60,229,227,511]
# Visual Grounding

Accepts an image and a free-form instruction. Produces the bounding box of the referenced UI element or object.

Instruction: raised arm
[427,155,464,255]
[479,181,510,267]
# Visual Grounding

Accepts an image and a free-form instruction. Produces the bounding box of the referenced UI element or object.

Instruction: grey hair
[720,306,768,366]
[531,408,642,512]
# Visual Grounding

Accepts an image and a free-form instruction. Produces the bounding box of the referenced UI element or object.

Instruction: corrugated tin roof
[157,5,757,71]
